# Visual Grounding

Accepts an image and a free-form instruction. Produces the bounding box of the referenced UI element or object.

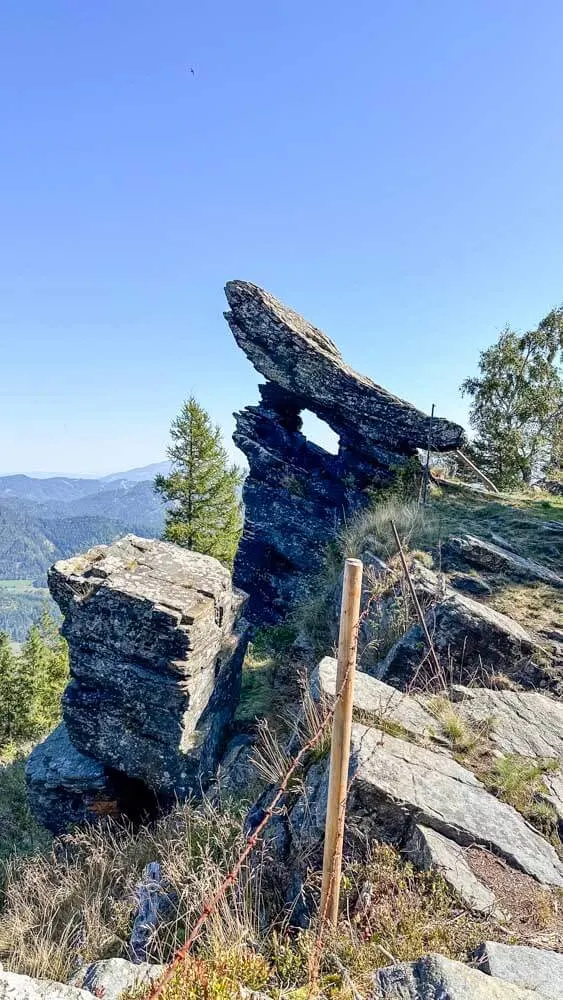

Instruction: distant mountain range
[0,463,169,640]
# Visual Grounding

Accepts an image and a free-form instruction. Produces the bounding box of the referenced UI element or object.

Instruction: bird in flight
[188,66,195,76]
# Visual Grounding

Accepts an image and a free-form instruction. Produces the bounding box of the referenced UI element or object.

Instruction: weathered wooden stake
[455,449,500,494]
[421,403,435,506]
[320,557,363,928]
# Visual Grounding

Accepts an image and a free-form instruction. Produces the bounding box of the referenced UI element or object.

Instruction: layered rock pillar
[27,535,248,833]
[224,280,465,623]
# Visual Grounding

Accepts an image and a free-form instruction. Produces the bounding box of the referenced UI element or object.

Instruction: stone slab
[476,942,563,999]
[372,953,549,998]
[405,824,503,918]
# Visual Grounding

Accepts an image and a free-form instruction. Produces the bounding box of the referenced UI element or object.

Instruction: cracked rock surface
[27,535,248,832]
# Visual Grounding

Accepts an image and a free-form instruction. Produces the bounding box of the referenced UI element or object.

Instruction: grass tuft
[481,754,561,840]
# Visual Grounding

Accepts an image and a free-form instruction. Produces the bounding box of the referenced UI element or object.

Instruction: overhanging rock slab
[225,280,465,623]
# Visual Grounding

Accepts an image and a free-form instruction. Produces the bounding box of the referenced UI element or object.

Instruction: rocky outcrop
[446,685,563,760]
[0,971,91,1000]
[26,723,122,835]
[0,964,165,1000]
[225,280,465,623]
[313,656,437,741]
[443,534,563,587]
[270,659,563,926]
[380,584,544,690]
[288,720,563,886]
[373,953,550,998]
[27,535,248,832]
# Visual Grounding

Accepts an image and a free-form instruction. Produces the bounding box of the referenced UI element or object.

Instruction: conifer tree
[0,632,18,743]
[0,612,68,749]
[155,397,243,566]
[25,612,69,734]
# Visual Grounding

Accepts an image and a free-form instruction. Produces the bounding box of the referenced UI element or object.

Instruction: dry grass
[0,801,270,982]
[339,498,434,561]
[467,847,563,947]
[0,792,504,996]
[488,580,562,637]
[296,497,434,667]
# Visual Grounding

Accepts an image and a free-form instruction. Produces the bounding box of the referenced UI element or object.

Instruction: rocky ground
[1,482,562,1000]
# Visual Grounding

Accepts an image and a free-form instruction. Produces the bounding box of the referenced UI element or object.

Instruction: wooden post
[320,557,363,928]
[421,403,435,506]
[455,450,500,494]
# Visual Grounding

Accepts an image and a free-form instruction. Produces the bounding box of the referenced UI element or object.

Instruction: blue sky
[1,0,562,476]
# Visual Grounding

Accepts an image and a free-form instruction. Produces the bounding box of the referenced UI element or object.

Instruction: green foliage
[0,750,50,861]
[155,397,243,566]
[481,754,560,838]
[461,311,563,488]
[0,613,68,748]
[236,624,299,731]
[143,949,272,1000]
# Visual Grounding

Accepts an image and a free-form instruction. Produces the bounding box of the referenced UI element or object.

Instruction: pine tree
[18,625,48,736]
[33,611,69,733]
[154,397,243,566]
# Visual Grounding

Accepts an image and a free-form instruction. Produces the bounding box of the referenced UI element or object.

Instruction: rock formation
[27,535,248,833]
[264,656,563,926]
[225,280,466,623]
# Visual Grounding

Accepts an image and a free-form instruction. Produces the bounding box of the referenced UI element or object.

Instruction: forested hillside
[0,470,166,639]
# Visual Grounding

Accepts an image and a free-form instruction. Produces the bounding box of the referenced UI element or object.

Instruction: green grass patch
[480,754,561,841]
[236,626,299,731]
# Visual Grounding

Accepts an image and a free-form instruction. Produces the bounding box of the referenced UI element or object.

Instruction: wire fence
[147,532,443,1000]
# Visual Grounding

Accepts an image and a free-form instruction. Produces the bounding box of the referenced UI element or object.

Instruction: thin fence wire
[147,541,432,1000]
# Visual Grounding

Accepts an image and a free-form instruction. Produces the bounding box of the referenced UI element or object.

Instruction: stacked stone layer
[27,535,248,832]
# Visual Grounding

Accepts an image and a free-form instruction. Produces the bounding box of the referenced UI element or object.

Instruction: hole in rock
[107,767,161,825]
[299,410,340,455]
